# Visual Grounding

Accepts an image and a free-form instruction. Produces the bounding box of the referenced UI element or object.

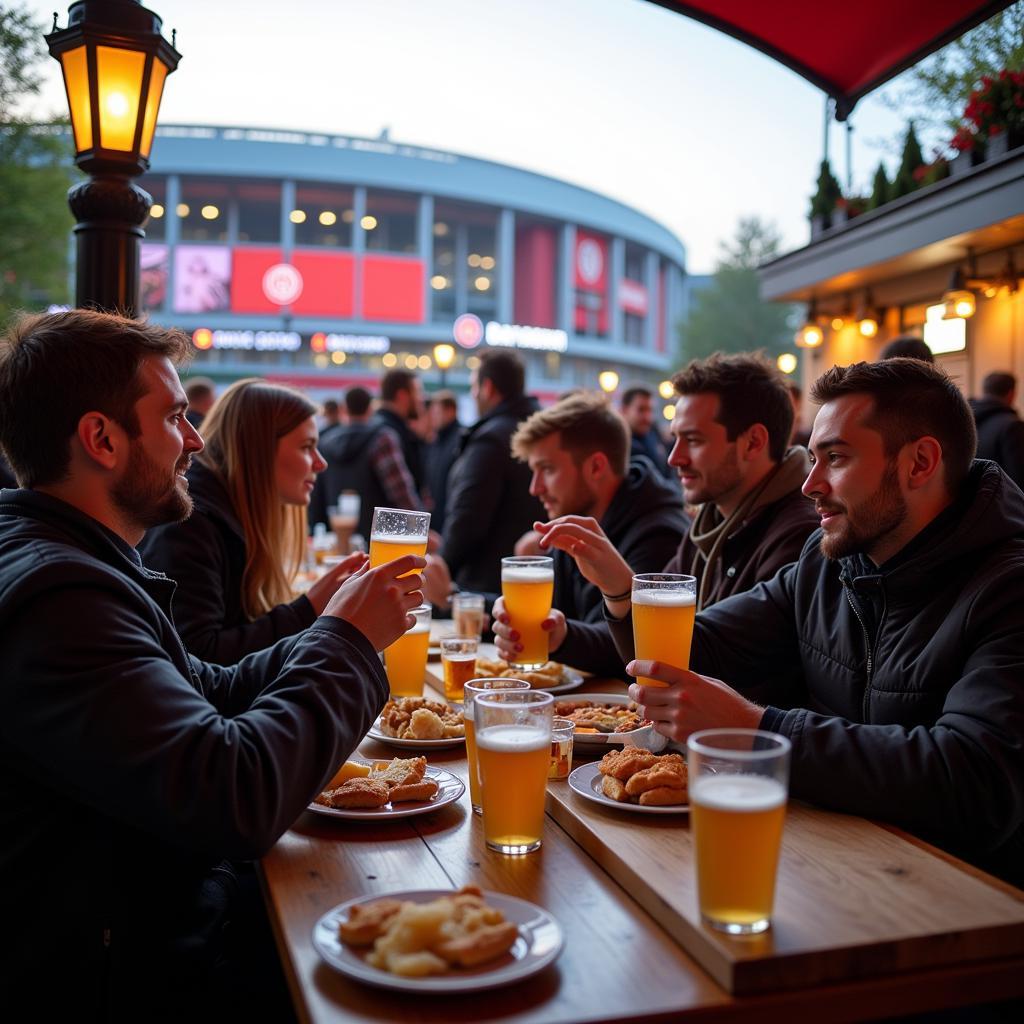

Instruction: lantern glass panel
[96,45,146,152]
[60,45,93,152]
[140,58,168,159]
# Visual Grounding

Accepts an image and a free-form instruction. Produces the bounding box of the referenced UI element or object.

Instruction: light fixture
[777,353,798,374]
[467,253,481,267]
[474,276,491,291]
[433,222,449,237]
[404,354,418,370]
[830,316,845,331]
[319,210,336,226]
[330,351,346,365]
[662,404,675,421]
[598,370,620,393]
[432,343,455,370]
[658,380,674,399]
[417,355,432,370]
[794,299,823,348]
[175,201,189,218]
[149,203,163,218]
[480,256,496,270]
[856,291,881,337]
[430,275,448,290]
[361,214,377,230]
[289,209,306,224]
[941,268,976,320]
[200,204,219,220]
[382,352,397,368]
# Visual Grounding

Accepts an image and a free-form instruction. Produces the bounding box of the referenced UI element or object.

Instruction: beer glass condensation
[384,604,432,697]
[369,507,430,576]
[687,729,791,935]
[501,556,554,669]
[631,573,696,688]
[439,637,478,702]
[475,689,553,853]
[463,678,530,815]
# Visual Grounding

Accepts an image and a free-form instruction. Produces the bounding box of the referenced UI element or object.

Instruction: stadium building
[135,125,691,399]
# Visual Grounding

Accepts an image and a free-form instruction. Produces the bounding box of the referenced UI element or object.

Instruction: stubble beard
[819,462,907,561]
[111,442,194,532]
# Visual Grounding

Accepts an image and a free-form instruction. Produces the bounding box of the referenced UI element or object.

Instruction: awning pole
[846,120,853,192]
[823,95,831,165]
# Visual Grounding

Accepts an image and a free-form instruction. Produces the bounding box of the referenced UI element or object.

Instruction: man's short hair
[810,358,977,495]
[0,309,190,487]
[879,336,935,364]
[511,391,629,475]
[184,377,215,404]
[322,398,339,417]
[621,385,652,408]
[344,386,372,417]
[477,349,525,400]
[982,371,1016,400]
[432,389,458,414]
[381,368,417,403]
[672,352,794,462]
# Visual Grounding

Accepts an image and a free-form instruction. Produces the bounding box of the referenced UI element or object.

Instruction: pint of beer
[452,592,485,640]
[439,637,478,702]
[384,604,431,697]
[463,678,531,815]
[369,507,430,576]
[501,556,554,670]
[631,573,696,688]
[687,729,791,935]
[475,690,553,854]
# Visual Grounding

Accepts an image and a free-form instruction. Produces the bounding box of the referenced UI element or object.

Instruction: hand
[492,596,567,662]
[324,554,426,651]
[535,516,632,598]
[421,553,452,608]
[626,661,763,743]
[305,552,368,615]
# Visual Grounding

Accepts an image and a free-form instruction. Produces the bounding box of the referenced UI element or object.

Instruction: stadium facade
[135,125,692,399]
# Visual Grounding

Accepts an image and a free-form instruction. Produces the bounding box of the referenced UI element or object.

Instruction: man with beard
[0,310,424,1020]
[606,358,1024,883]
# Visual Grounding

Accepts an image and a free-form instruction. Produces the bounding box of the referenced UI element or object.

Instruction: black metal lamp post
[45,0,180,315]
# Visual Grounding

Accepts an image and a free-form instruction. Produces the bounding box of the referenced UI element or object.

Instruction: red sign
[619,278,649,317]
[231,248,284,314]
[362,255,425,323]
[574,231,607,293]
[453,313,484,348]
[290,251,355,318]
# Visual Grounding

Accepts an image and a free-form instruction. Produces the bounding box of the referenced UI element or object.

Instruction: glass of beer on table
[475,689,553,854]
[370,507,430,576]
[687,729,791,935]
[452,592,485,640]
[501,556,554,669]
[631,573,696,688]
[439,637,478,702]
[463,678,530,815]
[384,604,432,697]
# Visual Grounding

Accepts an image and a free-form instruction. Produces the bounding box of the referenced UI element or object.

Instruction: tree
[890,122,925,199]
[0,4,74,328]
[676,218,798,364]
[867,162,890,210]
[808,159,842,221]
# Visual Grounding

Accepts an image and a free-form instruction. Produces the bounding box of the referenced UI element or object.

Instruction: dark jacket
[139,461,316,664]
[969,397,1024,490]
[556,472,817,676]
[376,406,426,494]
[425,418,462,531]
[441,395,544,593]
[311,419,385,540]
[630,429,675,483]
[552,457,688,624]
[606,462,1024,880]
[0,488,388,1017]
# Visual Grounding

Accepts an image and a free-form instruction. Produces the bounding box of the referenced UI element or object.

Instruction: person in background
[184,376,216,428]
[140,379,364,664]
[786,380,811,447]
[969,371,1024,490]
[879,335,935,363]
[376,368,428,503]
[424,389,462,531]
[621,384,675,482]
[318,397,343,443]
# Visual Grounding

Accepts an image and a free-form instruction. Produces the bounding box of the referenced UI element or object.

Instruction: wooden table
[260,669,1024,1023]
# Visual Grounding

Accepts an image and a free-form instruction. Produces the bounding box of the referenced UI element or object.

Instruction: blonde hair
[198,379,317,619]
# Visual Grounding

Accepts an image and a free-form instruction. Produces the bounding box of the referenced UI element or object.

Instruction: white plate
[567,761,688,815]
[312,889,563,993]
[366,721,466,749]
[308,765,465,820]
[551,692,654,746]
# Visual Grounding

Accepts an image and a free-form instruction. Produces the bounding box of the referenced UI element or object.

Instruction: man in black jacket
[969,371,1024,490]
[424,389,462,531]
[0,310,424,1019]
[610,358,1024,881]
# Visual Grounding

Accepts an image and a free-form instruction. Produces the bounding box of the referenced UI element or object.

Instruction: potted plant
[808,158,842,236]
[951,70,1024,173]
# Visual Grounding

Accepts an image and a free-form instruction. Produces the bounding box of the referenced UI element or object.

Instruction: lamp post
[433,343,455,388]
[46,1,180,315]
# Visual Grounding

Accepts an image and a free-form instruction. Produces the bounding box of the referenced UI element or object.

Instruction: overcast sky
[20,0,910,273]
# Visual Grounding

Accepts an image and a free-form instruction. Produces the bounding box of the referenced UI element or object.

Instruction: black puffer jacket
[139,460,316,664]
[608,461,1024,879]
[0,488,388,1018]
[969,397,1024,490]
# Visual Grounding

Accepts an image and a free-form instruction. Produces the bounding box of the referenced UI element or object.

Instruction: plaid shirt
[370,426,424,511]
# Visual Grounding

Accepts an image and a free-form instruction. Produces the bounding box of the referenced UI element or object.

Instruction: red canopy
[646,1,1014,118]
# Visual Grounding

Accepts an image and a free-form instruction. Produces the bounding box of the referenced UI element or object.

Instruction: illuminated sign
[485,321,568,353]
[577,237,604,286]
[453,312,484,348]
[310,332,391,354]
[922,304,966,355]
[262,263,303,305]
[192,329,302,352]
[619,278,649,316]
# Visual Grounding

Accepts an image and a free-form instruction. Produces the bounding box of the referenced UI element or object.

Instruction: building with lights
[134,125,693,401]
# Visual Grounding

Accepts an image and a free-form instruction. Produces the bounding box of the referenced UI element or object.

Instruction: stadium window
[179,179,229,242]
[364,190,418,254]
[236,182,281,243]
[293,184,353,247]
[141,175,166,240]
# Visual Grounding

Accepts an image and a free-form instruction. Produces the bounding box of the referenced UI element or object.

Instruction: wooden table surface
[260,666,1024,1023]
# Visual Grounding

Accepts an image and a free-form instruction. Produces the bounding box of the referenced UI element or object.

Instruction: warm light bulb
[802,324,824,347]
[430,275,448,290]
[201,205,219,220]
[858,317,879,338]
[466,356,481,370]
[467,254,481,268]
[106,91,129,117]
[658,380,674,399]
[331,351,346,365]
[382,353,397,368]
[663,404,675,421]
[474,276,491,291]
[404,354,418,370]
[598,370,620,393]
[150,204,164,219]
[361,215,378,230]
[319,211,337,226]
[176,203,190,218]
[289,209,306,224]
[954,296,976,318]
[418,355,432,370]
[433,343,455,369]
[777,353,798,374]
[831,317,845,331]
[480,256,496,270]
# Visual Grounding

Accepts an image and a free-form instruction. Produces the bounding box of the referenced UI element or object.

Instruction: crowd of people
[1,309,1023,1019]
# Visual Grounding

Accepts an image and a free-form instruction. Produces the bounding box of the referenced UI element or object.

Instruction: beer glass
[475,689,553,854]
[631,573,696,688]
[452,592,485,640]
[369,507,430,576]
[463,678,530,815]
[501,556,554,670]
[687,729,791,935]
[384,604,431,697]
[439,637,478,702]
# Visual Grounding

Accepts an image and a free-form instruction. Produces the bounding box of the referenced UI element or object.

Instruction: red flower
[988,124,1003,136]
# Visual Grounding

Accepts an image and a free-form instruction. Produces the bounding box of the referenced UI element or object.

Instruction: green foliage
[0,4,74,327]
[891,123,925,199]
[808,159,842,220]
[867,162,890,210]
[676,218,797,364]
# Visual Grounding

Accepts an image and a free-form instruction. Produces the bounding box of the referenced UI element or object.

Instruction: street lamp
[598,370,619,394]
[433,343,455,387]
[46,1,181,314]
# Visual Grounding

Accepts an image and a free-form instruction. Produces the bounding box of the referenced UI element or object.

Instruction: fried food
[624,755,687,795]
[474,656,565,689]
[338,897,404,945]
[319,777,390,808]
[598,747,660,781]
[553,699,647,734]
[388,779,440,803]
[597,749,688,806]
[601,775,630,802]
[315,757,439,810]
[379,697,465,739]
[370,756,427,789]
[325,760,373,789]
[639,786,688,806]
[407,707,445,739]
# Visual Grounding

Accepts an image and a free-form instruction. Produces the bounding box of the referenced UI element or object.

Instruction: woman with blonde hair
[141,378,364,663]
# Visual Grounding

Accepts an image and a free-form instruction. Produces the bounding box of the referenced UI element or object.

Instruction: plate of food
[551,693,654,746]
[367,696,466,749]
[473,652,583,695]
[309,757,465,820]
[312,886,563,993]
[568,749,689,815]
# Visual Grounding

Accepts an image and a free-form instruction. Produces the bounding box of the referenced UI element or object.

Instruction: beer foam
[690,773,786,812]
[632,588,695,607]
[403,622,431,636]
[501,566,555,584]
[443,653,477,662]
[371,532,425,545]
[476,724,549,753]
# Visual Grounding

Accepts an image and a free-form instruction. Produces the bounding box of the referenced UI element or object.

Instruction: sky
[18,0,912,273]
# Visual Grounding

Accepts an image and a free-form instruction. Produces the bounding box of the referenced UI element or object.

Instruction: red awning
[645,1,1014,118]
